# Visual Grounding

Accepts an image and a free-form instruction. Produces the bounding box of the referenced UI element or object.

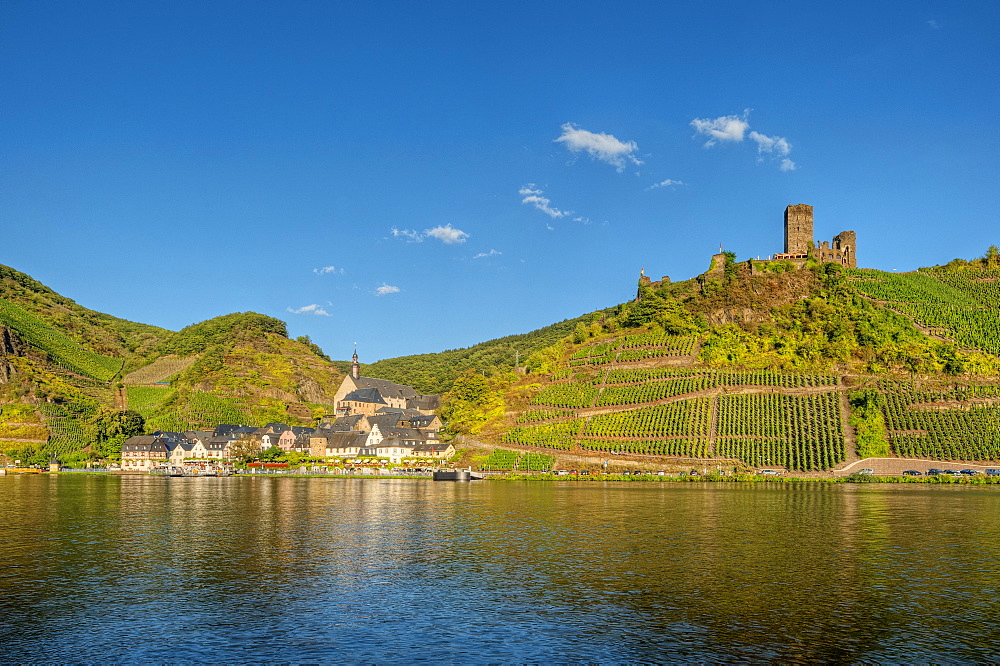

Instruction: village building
[120,435,169,472]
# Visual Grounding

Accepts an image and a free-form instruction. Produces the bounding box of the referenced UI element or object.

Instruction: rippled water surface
[2,475,1000,662]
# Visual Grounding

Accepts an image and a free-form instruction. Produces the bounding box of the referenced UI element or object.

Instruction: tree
[90,407,145,460]
[259,445,284,461]
[229,436,262,463]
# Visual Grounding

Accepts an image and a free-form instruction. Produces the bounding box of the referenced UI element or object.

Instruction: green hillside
[433,252,1000,473]
[0,266,345,466]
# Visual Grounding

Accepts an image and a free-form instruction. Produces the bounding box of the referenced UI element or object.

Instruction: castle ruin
[774,204,856,269]
[637,203,858,299]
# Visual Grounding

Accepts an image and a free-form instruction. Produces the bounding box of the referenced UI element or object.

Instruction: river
[1,475,999,662]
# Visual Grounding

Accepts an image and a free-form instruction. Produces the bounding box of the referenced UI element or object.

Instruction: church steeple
[351,345,360,380]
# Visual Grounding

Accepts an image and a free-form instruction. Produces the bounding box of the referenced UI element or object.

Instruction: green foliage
[260,445,284,461]
[90,407,145,461]
[151,312,288,357]
[295,335,331,361]
[849,388,890,457]
[439,371,511,435]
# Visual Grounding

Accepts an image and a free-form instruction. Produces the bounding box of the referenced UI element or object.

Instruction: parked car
[759,469,780,475]
[580,470,591,475]
[926,469,943,475]
[960,469,980,475]
[858,468,875,475]
[939,469,960,476]
[902,470,921,476]
[986,469,1000,476]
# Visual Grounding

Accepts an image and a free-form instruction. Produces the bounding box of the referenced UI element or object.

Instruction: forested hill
[363,311,610,395]
[0,264,343,466]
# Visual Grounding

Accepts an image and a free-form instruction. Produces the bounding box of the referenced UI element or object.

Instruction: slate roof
[323,432,367,449]
[354,376,419,401]
[343,387,387,404]
[407,395,441,411]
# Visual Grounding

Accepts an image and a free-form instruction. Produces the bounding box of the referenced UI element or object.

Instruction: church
[332,348,440,417]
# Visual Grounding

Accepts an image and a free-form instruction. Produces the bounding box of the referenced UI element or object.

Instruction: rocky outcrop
[0,326,24,384]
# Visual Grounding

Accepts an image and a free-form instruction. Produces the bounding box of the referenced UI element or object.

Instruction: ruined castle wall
[833,230,857,268]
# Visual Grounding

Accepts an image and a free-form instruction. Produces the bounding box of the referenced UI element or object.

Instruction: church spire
[351,344,360,380]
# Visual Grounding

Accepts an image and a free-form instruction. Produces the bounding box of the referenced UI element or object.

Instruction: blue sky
[3,1,998,362]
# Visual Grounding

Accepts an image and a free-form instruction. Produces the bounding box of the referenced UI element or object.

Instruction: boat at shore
[432,468,484,482]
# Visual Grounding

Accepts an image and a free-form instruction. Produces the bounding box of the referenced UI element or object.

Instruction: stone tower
[351,347,360,380]
[784,204,813,255]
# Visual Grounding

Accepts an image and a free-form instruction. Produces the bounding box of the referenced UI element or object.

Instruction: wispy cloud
[313,265,343,275]
[690,111,750,146]
[391,224,469,244]
[519,184,571,219]
[927,19,940,29]
[749,131,791,157]
[473,249,502,259]
[780,158,797,172]
[554,123,642,172]
[425,224,469,244]
[391,227,423,243]
[287,304,330,316]
[647,178,685,190]
[375,283,400,296]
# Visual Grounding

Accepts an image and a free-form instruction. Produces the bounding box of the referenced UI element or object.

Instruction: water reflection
[1,476,999,662]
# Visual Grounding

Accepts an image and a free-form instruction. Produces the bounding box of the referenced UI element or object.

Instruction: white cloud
[572,216,591,224]
[473,249,502,259]
[690,112,750,146]
[647,178,685,190]
[391,224,469,244]
[287,304,330,316]
[391,227,423,242]
[554,123,642,172]
[780,158,797,172]
[375,283,400,296]
[749,131,792,157]
[425,224,469,244]
[927,19,940,29]
[519,184,571,219]
[313,265,343,275]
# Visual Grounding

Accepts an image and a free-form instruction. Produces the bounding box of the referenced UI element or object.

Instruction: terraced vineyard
[123,355,197,385]
[481,448,555,471]
[501,420,583,449]
[567,334,700,367]
[126,386,173,417]
[846,267,1000,355]
[507,337,848,471]
[142,390,252,432]
[715,393,845,471]
[879,380,1000,461]
[0,297,123,381]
